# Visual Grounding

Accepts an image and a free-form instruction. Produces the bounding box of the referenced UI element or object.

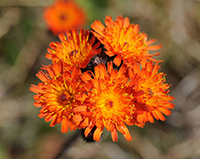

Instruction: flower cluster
[30,15,175,142]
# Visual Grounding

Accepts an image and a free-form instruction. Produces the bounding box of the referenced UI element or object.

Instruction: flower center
[108,100,113,108]
[69,50,78,56]
[60,14,67,21]
[147,88,154,97]
[60,93,68,101]
[58,92,73,107]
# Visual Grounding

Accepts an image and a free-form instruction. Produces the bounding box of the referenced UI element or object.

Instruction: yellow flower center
[58,92,72,105]
[61,34,92,66]
[93,90,125,119]
[58,91,73,107]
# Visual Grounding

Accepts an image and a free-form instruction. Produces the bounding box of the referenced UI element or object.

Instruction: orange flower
[91,16,162,66]
[30,13,175,142]
[30,62,89,133]
[128,61,175,124]
[44,0,86,35]
[75,62,144,142]
[46,29,101,69]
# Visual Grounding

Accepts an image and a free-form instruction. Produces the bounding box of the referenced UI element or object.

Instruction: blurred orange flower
[30,62,90,133]
[44,0,86,35]
[74,62,144,142]
[46,29,101,69]
[128,60,175,124]
[91,16,162,66]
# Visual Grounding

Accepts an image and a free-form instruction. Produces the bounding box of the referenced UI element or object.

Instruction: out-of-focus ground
[1,0,200,159]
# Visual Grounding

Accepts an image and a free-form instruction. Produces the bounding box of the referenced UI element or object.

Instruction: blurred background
[0,0,200,159]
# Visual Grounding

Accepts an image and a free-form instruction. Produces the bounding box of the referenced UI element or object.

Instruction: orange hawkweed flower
[75,62,144,142]
[30,13,175,142]
[44,0,86,35]
[46,29,101,69]
[30,62,89,133]
[128,61,175,124]
[91,16,162,66]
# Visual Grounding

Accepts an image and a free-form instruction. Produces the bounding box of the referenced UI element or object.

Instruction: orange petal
[99,64,107,79]
[133,24,140,32]
[81,72,92,83]
[107,62,112,74]
[36,71,49,82]
[152,111,159,120]
[105,50,115,57]
[118,63,127,77]
[58,33,66,42]
[61,118,69,133]
[73,106,87,113]
[45,114,53,122]
[113,56,122,66]
[38,113,48,118]
[137,113,145,123]
[124,17,130,28]
[81,111,93,116]
[57,111,63,124]
[135,123,144,128]
[84,126,94,137]
[93,127,103,142]
[147,44,162,50]
[69,122,77,131]
[34,102,43,107]
[72,66,80,79]
[152,63,159,76]
[147,112,154,123]
[155,110,166,121]
[53,62,62,75]
[165,103,175,109]
[94,65,100,78]
[147,57,163,63]
[50,114,58,127]
[121,125,132,141]
[111,128,118,142]
[91,20,105,36]
[46,66,55,79]
[29,85,42,93]
[82,118,89,128]
[146,39,156,45]
[73,114,82,126]
[158,107,171,116]
[45,53,53,60]
[105,15,113,26]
